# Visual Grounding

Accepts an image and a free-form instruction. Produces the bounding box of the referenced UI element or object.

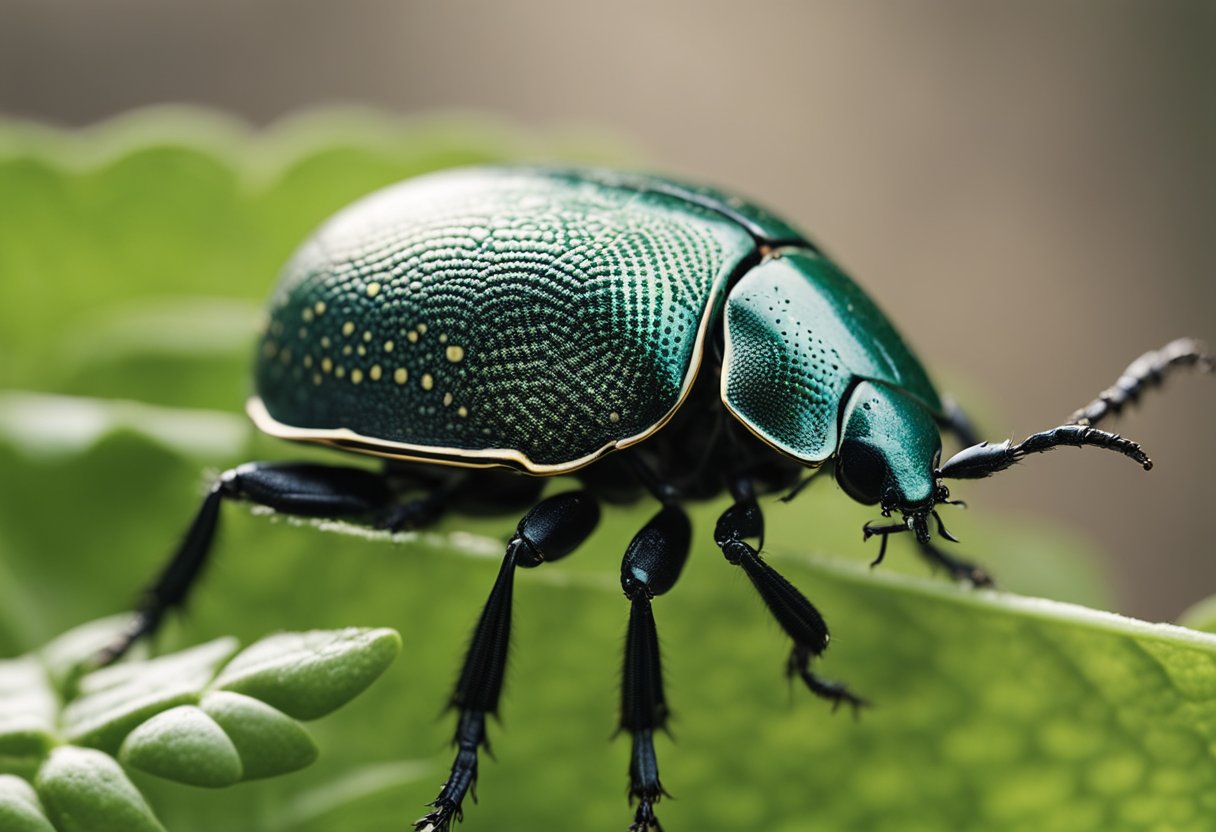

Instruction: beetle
[99,166,1212,832]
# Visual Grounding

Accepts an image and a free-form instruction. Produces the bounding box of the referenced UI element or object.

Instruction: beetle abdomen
[252,168,757,472]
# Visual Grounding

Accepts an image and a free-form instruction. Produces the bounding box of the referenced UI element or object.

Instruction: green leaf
[1179,593,1216,634]
[35,747,165,832]
[0,775,55,832]
[1,109,1213,832]
[63,638,240,752]
[198,692,317,781]
[0,621,400,830]
[212,628,404,720]
[0,658,56,763]
[118,706,243,788]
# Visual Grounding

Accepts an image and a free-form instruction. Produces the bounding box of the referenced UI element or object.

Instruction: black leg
[779,465,827,504]
[715,479,865,712]
[415,491,600,832]
[1068,337,1213,428]
[96,461,402,665]
[862,518,994,587]
[619,505,691,832]
[916,539,994,587]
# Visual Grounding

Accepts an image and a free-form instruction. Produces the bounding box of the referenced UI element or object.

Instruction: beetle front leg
[862,519,994,587]
[415,491,600,832]
[618,504,691,832]
[715,481,866,712]
[96,461,406,665]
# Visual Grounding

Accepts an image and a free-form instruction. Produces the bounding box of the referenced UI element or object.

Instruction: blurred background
[1,0,1212,620]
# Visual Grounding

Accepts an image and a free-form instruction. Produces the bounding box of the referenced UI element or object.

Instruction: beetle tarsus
[90,610,159,669]
[627,728,668,832]
[629,797,664,832]
[415,710,483,832]
[787,645,868,715]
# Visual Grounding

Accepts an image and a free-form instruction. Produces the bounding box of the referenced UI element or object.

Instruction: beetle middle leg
[415,491,600,832]
[715,478,866,712]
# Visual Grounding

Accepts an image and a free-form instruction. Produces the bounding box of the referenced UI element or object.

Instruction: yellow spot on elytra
[439,333,448,344]
[298,327,308,339]
[342,321,355,337]
[457,406,468,418]
[322,357,333,373]
[314,301,326,315]
[279,348,292,364]
[445,345,465,363]
[363,330,373,342]
[351,368,364,384]
[370,364,382,381]
[343,345,353,356]
[609,411,621,423]
[384,340,394,352]
[303,355,313,368]
[421,373,434,390]
[366,282,381,297]
[302,308,314,323]
[262,341,277,358]
[357,345,366,356]
[407,331,418,343]
[335,365,346,379]
[417,323,428,334]
[394,368,408,384]
[443,392,453,406]
[312,373,323,385]
[321,336,332,349]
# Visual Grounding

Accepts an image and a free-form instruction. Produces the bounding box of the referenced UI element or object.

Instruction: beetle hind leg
[95,461,403,666]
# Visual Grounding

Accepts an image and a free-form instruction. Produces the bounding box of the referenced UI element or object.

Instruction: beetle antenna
[1067,337,1213,429]
[936,425,1151,481]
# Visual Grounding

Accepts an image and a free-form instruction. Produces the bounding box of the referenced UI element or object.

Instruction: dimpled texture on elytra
[722,249,943,462]
[254,168,757,468]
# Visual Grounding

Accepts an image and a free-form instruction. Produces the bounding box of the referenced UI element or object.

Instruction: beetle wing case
[721,248,943,462]
[252,168,757,473]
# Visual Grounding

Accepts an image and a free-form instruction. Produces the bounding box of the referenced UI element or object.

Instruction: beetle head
[834,380,953,544]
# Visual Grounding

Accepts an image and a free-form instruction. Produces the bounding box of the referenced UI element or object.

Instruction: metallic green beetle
[106,166,1209,832]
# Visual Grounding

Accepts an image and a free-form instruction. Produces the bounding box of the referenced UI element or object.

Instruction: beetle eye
[836,439,890,506]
